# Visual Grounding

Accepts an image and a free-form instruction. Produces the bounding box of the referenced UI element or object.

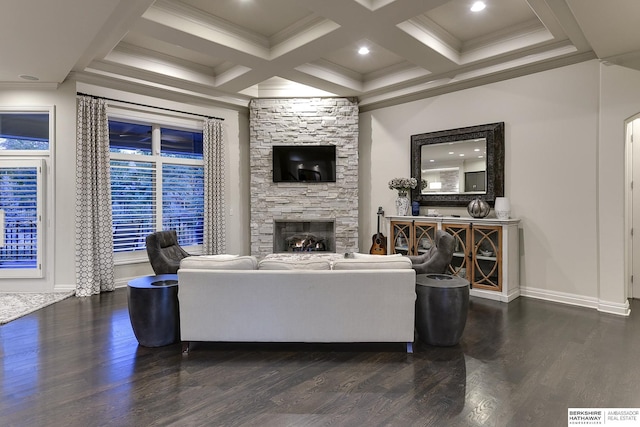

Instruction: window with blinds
[109,120,204,255]
[111,160,155,252]
[0,160,44,277]
[0,109,49,279]
[162,164,204,246]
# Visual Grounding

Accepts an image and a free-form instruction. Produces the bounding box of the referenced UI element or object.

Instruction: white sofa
[177,254,417,352]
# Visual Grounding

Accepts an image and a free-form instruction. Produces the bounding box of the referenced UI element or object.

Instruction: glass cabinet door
[443,223,470,279]
[390,221,413,255]
[414,222,437,255]
[472,225,502,291]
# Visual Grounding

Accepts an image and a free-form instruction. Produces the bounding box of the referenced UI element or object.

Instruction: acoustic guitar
[370,207,387,255]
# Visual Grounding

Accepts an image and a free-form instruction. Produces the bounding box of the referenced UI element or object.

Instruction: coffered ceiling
[2,0,640,111]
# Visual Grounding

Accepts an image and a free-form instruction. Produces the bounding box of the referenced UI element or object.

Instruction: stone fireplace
[249,98,359,258]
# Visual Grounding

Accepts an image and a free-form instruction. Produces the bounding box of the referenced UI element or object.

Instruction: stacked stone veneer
[249,98,359,257]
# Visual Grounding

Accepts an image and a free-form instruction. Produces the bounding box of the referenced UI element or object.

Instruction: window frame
[0,108,52,156]
[0,106,53,280]
[0,159,45,278]
[108,109,204,265]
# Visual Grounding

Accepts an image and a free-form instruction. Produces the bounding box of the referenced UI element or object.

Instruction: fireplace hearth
[274,220,335,253]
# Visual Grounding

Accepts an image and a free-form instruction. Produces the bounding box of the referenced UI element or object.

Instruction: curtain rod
[76,92,224,121]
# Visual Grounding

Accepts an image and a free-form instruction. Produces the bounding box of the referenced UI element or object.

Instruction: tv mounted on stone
[272,145,336,183]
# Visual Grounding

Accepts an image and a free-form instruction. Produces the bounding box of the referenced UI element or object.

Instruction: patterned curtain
[203,118,226,254]
[75,96,115,296]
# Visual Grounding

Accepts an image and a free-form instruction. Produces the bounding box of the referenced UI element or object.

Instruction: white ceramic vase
[396,192,410,216]
[494,197,511,220]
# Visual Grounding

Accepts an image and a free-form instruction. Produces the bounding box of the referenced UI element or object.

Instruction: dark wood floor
[1,290,639,427]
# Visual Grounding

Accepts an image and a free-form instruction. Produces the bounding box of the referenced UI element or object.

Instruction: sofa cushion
[180,255,258,270]
[332,256,412,270]
[258,258,331,270]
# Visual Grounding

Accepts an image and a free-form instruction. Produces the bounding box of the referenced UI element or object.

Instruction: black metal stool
[127,274,180,347]
[415,273,469,346]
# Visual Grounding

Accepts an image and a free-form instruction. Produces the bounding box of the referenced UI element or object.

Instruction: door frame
[0,106,54,292]
[625,113,640,299]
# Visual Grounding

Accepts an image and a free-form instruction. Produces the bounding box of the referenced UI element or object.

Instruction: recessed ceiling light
[358,47,370,55]
[19,74,39,81]
[470,1,486,12]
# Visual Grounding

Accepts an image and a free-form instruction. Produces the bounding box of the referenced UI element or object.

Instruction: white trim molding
[521,286,631,316]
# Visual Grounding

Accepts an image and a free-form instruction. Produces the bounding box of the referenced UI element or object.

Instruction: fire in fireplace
[274,220,335,253]
[286,233,326,251]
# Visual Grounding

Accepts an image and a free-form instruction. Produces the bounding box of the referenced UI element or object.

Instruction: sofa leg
[182,341,190,354]
[406,342,413,353]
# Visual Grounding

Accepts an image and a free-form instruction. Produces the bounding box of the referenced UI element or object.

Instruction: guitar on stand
[369,206,387,255]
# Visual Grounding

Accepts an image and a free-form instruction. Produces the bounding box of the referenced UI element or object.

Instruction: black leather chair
[145,230,190,275]
[407,230,455,275]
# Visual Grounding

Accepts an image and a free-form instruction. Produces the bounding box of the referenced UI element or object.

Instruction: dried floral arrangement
[388,177,418,192]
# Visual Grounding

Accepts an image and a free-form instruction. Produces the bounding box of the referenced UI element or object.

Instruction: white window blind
[0,159,44,277]
[162,164,203,246]
[110,160,156,253]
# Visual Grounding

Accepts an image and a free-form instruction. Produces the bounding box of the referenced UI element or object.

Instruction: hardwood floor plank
[1,288,640,426]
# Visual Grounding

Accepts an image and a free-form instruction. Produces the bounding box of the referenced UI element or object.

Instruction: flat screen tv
[273,145,336,183]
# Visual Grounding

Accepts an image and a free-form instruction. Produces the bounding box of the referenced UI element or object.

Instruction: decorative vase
[494,197,511,220]
[411,201,420,216]
[467,197,490,218]
[396,191,410,216]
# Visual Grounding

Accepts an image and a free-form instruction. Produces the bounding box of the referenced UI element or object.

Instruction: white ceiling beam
[531,0,591,51]
[103,47,217,87]
[73,0,156,72]
[79,65,250,107]
[300,0,457,74]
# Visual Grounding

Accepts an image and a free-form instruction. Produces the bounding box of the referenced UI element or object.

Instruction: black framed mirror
[411,122,504,207]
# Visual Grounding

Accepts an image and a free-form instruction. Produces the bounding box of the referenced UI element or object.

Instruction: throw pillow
[179,255,258,270]
[257,259,331,270]
[332,256,412,270]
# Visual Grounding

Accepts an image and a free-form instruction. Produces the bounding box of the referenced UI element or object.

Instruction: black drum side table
[127,274,180,347]
[415,274,470,346]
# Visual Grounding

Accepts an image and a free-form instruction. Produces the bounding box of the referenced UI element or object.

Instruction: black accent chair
[145,230,190,275]
[407,230,455,275]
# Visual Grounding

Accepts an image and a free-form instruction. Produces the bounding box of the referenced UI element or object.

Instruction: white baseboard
[470,288,520,303]
[54,277,136,293]
[520,286,631,316]
[115,277,135,289]
[598,299,631,316]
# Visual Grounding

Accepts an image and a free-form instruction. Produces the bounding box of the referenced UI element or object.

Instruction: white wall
[360,60,639,314]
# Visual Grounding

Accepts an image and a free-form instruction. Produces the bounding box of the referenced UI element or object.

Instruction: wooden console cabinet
[388,216,520,303]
